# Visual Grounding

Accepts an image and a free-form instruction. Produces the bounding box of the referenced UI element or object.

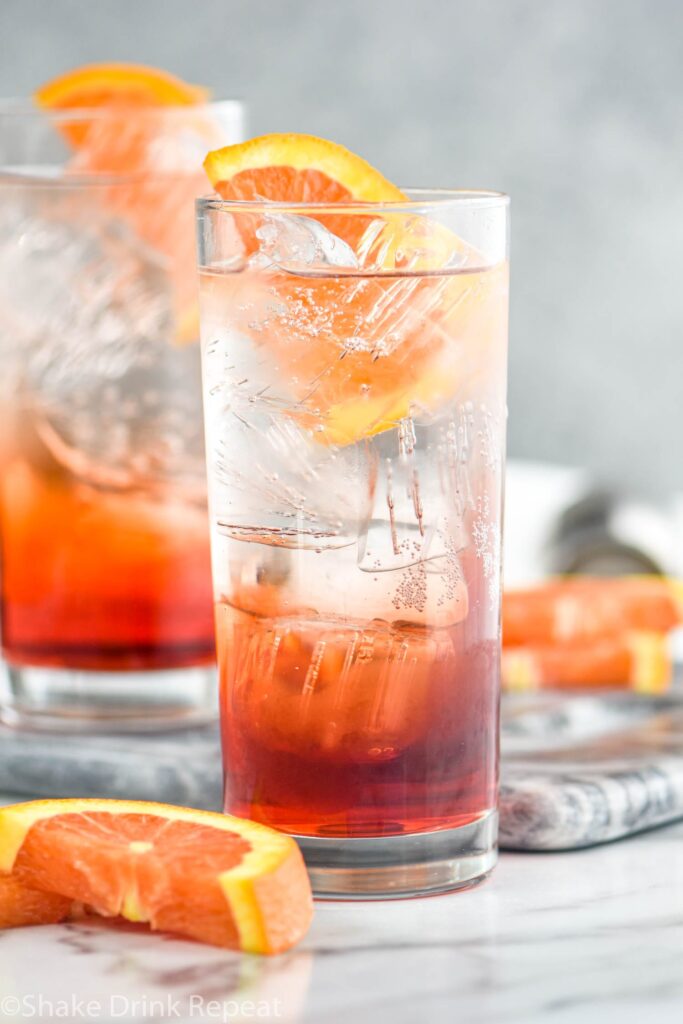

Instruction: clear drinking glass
[197,190,509,897]
[0,99,244,729]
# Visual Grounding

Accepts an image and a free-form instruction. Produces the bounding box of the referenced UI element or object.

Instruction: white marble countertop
[0,791,681,1024]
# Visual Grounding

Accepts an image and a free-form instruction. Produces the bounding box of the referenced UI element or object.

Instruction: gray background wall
[2,0,683,494]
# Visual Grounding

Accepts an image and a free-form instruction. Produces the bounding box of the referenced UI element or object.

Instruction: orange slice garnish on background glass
[35,62,208,147]
[0,798,313,954]
[36,63,215,343]
[35,63,207,107]
[203,134,502,446]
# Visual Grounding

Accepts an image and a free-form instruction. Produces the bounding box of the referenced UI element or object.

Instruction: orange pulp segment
[0,874,76,930]
[0,799,313,954]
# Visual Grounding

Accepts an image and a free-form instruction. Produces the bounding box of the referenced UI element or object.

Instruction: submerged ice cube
[221,608,453,763]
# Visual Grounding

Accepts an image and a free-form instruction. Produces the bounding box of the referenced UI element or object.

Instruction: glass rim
[0,98,245,185]
[196,187,510,215]
[0,97,244,121]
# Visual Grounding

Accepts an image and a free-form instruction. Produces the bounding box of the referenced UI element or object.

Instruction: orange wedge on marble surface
[502,630,671,693]
[202,134,501,445]
[0,799,313,954]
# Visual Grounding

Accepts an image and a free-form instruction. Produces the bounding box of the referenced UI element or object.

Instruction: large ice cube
[225,532,469,631]
[255,212,359,273]
[0,186,204,492]
[221,608,456,763]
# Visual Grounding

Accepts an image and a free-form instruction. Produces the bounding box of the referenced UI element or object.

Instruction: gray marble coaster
[0,724,223,812]
[1,692,682,851]
[499,691,683,850]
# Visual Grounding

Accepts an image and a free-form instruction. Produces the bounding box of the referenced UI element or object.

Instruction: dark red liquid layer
[218,590,499,838]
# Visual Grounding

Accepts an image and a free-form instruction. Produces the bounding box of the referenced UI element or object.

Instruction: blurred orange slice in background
[35,62,208,146]
[36,63,216,342]
[502,630,671,693]
[502,576,683,692]
[0,798,313,954]
[35,63,207,108]
[504,576,683,647]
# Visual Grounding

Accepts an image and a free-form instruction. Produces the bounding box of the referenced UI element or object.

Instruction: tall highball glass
[197,190,509,897]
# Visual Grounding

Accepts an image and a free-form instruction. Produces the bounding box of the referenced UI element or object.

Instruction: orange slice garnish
[205,133,406,259]
[35,62,207,108]
[203,134,500,445]
[36,64,215,344]
[35,63,207,137]
[205,133,405,205]
[0,798,313,954]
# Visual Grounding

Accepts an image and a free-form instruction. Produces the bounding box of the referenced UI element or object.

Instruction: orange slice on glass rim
[36,64,214,343]
[203,134,497,445]
[205,132,405,202]
[0,799,313,954]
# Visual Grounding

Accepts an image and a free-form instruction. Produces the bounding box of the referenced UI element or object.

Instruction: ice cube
[255,213,359,272]
[227,532,469,631]
[0,186,203,492]
[225,613,443,763]
[208,392,378,550]
[355,211,471,272]
[201,310,379,551]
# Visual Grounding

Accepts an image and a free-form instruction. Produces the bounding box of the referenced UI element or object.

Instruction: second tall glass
[0,99,244,728]
[198,190,509,897]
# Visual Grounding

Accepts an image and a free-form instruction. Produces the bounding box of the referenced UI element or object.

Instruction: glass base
[0,663,218,732]
[295,809,498,899]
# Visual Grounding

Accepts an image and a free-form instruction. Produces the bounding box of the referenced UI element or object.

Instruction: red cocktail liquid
[0,458,214,671]
[217,564,498,838]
